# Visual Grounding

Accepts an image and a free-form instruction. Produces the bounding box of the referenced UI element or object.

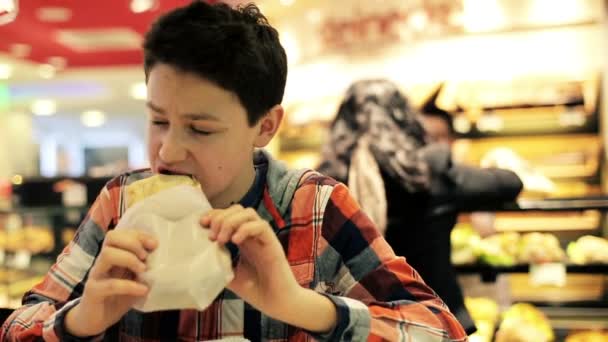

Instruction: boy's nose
[158,132,187,163]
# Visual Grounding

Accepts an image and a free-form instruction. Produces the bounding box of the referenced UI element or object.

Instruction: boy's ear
[253,104,284,148]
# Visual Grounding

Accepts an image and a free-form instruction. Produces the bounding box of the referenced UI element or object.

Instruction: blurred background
[0,1,607,341]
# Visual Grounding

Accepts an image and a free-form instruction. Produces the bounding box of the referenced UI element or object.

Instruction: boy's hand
[201,205,300,318]
[65,230,157,337]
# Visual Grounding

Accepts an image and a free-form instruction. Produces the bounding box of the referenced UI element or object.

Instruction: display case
[0,176,110,317]
[439,75,608,341]
[453,198,608,341]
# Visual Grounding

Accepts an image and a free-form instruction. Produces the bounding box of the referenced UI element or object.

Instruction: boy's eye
[191,127,213,135]
[151,120,168,126]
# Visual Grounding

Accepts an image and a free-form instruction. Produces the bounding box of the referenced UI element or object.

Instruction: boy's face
[146,63,280,208]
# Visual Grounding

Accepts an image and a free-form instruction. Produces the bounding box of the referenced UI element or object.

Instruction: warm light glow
[477,112,504,132]
[48,56,67,70]
[408,10,428,31]
[453,114,472,133]
[280,0,295,6]
[280,30,300,65]
[306,9,322,24]
[130,0,156,13]
[10,43,30,57]
[527,0,585,26]
[11,174,22,185]
[0,0,15,12]
[558,110,586,127]
[38,64,56,79]
[0,0,18,25]
[36,6,71,22]
[462,0,505,33]
[130,82,147,100]
[31,99,57,116]
[0,64,12,79]
[81,110,107,127]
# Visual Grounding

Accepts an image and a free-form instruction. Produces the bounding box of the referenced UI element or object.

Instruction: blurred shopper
[319,79,523,334]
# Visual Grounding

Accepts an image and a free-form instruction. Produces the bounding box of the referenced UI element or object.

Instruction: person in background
[419,107,454,146]
[1,3,468,341]
[318,79,523,335]
[419,88,498,238]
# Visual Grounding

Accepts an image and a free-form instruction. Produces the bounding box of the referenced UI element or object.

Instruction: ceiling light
[0,64,12,79]
[57,28,142,52]
[81,110,106,127]
[38,64,56,79]
[462,0,505,33]
[408,10,429,31]
[130,82,147,100]
[47,56,67,70]
[36,7,71,22]
[130,0,157,13]
[9,43,30,58]
[0,0,18,25]
[0,0,15,12]
[306,9,322,24]
[280,0,295,6]
[527,0,584,26]
[31,99,57,116]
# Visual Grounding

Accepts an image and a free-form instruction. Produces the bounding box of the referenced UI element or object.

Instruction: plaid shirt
[1,159,467,341]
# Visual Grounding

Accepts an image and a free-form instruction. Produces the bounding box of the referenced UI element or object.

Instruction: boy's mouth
[158,167,191,177]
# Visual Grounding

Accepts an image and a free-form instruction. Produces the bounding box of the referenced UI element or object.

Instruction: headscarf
[318,79,431,234]
[319,79,430,192]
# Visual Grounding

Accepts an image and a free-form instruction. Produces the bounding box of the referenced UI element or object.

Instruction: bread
[126,174,200,209]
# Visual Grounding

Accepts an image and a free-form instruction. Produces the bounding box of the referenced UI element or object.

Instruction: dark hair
[143,1,287,125]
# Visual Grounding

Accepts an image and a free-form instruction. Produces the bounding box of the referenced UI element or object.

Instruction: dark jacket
[383,144,523,335]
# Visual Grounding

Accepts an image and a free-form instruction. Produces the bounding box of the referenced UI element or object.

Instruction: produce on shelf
[451,223,481,265]
[495,303,554,342]
[565,330,608,342]
[465,297,499,342]
[518,232,566,264]
[567,235,608,264]
[451,229,571,266]
[477,232,520,267]
[0,226,54,253]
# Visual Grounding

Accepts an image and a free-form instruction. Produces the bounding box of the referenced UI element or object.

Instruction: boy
[1,2,467,341]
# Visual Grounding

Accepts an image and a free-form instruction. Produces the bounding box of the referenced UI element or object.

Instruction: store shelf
[0,206,88,215]
[455,263,608,282]
[467,196,608,212]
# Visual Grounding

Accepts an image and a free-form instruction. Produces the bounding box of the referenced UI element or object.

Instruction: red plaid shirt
[1,152,467,341]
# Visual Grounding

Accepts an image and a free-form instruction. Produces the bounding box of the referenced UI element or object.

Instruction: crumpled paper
[115,183,234,312]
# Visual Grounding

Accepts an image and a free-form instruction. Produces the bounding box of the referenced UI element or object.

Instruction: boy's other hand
[65,230,157,337]
[201,205,300,318]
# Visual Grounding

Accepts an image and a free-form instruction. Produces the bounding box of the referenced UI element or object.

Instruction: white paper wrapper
[115,184,234,312]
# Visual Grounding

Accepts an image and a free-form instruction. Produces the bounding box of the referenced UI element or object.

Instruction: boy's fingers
[90,278,148,298]
[206,205,244,240]
[216,208,258,243]
[93,246,147,276]
[104,230,156,260]
[231,221,267,245]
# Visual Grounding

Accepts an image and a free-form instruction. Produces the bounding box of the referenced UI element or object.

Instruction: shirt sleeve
[0,178,122,342]
[421,143,523,213]
[312,182,468,342]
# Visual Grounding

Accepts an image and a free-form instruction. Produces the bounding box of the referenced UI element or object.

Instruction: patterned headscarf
[319,79,431,193]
